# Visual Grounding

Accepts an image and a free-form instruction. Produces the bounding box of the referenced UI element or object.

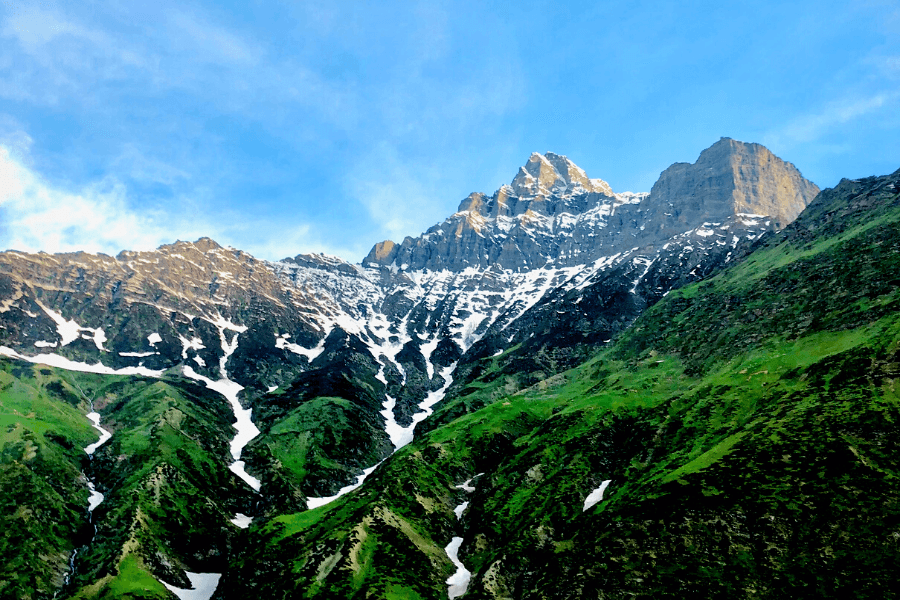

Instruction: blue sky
[0,0,898,262]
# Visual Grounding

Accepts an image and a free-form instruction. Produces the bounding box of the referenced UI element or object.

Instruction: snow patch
[629,257,655,294]
[582,479,612,511]
[87,481,104,512]
[159,572,222,600]
[306,462,381,510]
[179,336,205,359]
[420,337,439,380]
[36,302,80,346]
[392,364,456,450]
[380,394,407,451]
[276,334,325,362]
[231,513,253,529]
[445,537,471,599]
[0,346,164,377]
[84,412,112,455]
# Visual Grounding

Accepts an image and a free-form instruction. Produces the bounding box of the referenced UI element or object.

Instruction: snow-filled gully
[305,362,458,510]
[446,476,479,599]
[173,318,262,599]
[56,398,113,596]
[181,319,261,512]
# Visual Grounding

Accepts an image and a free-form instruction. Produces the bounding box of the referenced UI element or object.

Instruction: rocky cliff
[639,137,820,240]
[364,139,818,272]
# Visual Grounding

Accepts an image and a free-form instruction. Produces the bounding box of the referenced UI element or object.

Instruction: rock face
[641,137,820,240]
[509,151,614,198]
[364,140,819,272]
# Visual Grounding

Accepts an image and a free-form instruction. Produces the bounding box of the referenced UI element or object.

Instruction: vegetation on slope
[0,362,97,600]
[217,170,900,599]
[0,362,262,600]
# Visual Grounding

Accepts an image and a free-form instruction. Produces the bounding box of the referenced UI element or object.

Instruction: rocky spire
[510,152,613,198]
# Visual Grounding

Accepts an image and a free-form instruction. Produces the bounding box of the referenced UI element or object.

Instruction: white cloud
[0,144,357,261]
[0,145,176,254]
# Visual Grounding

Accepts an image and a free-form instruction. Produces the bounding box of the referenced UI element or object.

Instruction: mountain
[363,138,815,272]
[9,139,897,600]
[219,167,900,599]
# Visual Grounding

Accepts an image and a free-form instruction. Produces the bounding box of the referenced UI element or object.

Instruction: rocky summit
[364,138,818,272]
[3,139,898,600]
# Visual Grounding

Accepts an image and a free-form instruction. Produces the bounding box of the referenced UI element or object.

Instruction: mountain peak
[510,152,613,198]
[647,137,820,231]
[364,139,819,272]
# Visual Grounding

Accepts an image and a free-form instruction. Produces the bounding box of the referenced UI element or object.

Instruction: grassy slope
[243,333,394,512]
[244,395,393,514]
[0,361,97,600]
[0,360,261,600]
[219,172,900,598]
[64,372,258,600]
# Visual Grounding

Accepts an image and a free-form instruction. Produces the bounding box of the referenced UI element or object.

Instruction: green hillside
[0,364,258,600]
[216,171,900,598]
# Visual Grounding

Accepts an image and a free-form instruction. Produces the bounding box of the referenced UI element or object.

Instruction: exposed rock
[364,141,817,272]
[640,137,819,240]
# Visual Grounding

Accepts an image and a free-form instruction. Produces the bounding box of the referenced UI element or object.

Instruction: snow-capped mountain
[0,138,818,478]
[0,137,832,600]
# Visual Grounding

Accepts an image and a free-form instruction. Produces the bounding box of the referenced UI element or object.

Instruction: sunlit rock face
[364,141,818,273]
[640,137,820,240]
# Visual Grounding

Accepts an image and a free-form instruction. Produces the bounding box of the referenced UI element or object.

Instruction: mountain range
[2,137,898,599]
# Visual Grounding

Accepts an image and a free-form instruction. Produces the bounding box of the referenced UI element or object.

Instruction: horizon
[1,1,898,262]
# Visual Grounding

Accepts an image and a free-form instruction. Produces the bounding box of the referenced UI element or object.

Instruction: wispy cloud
[0,5,145,104]
[165,11,262,67]
[346,143,458,245]
[0,145,169,254]
[765,92,900,148]
[0,143,357,261]
[2,6,110,53]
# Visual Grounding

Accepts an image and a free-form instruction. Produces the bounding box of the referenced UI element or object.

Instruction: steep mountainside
[218,168,900,599]
[0,138,844,600]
